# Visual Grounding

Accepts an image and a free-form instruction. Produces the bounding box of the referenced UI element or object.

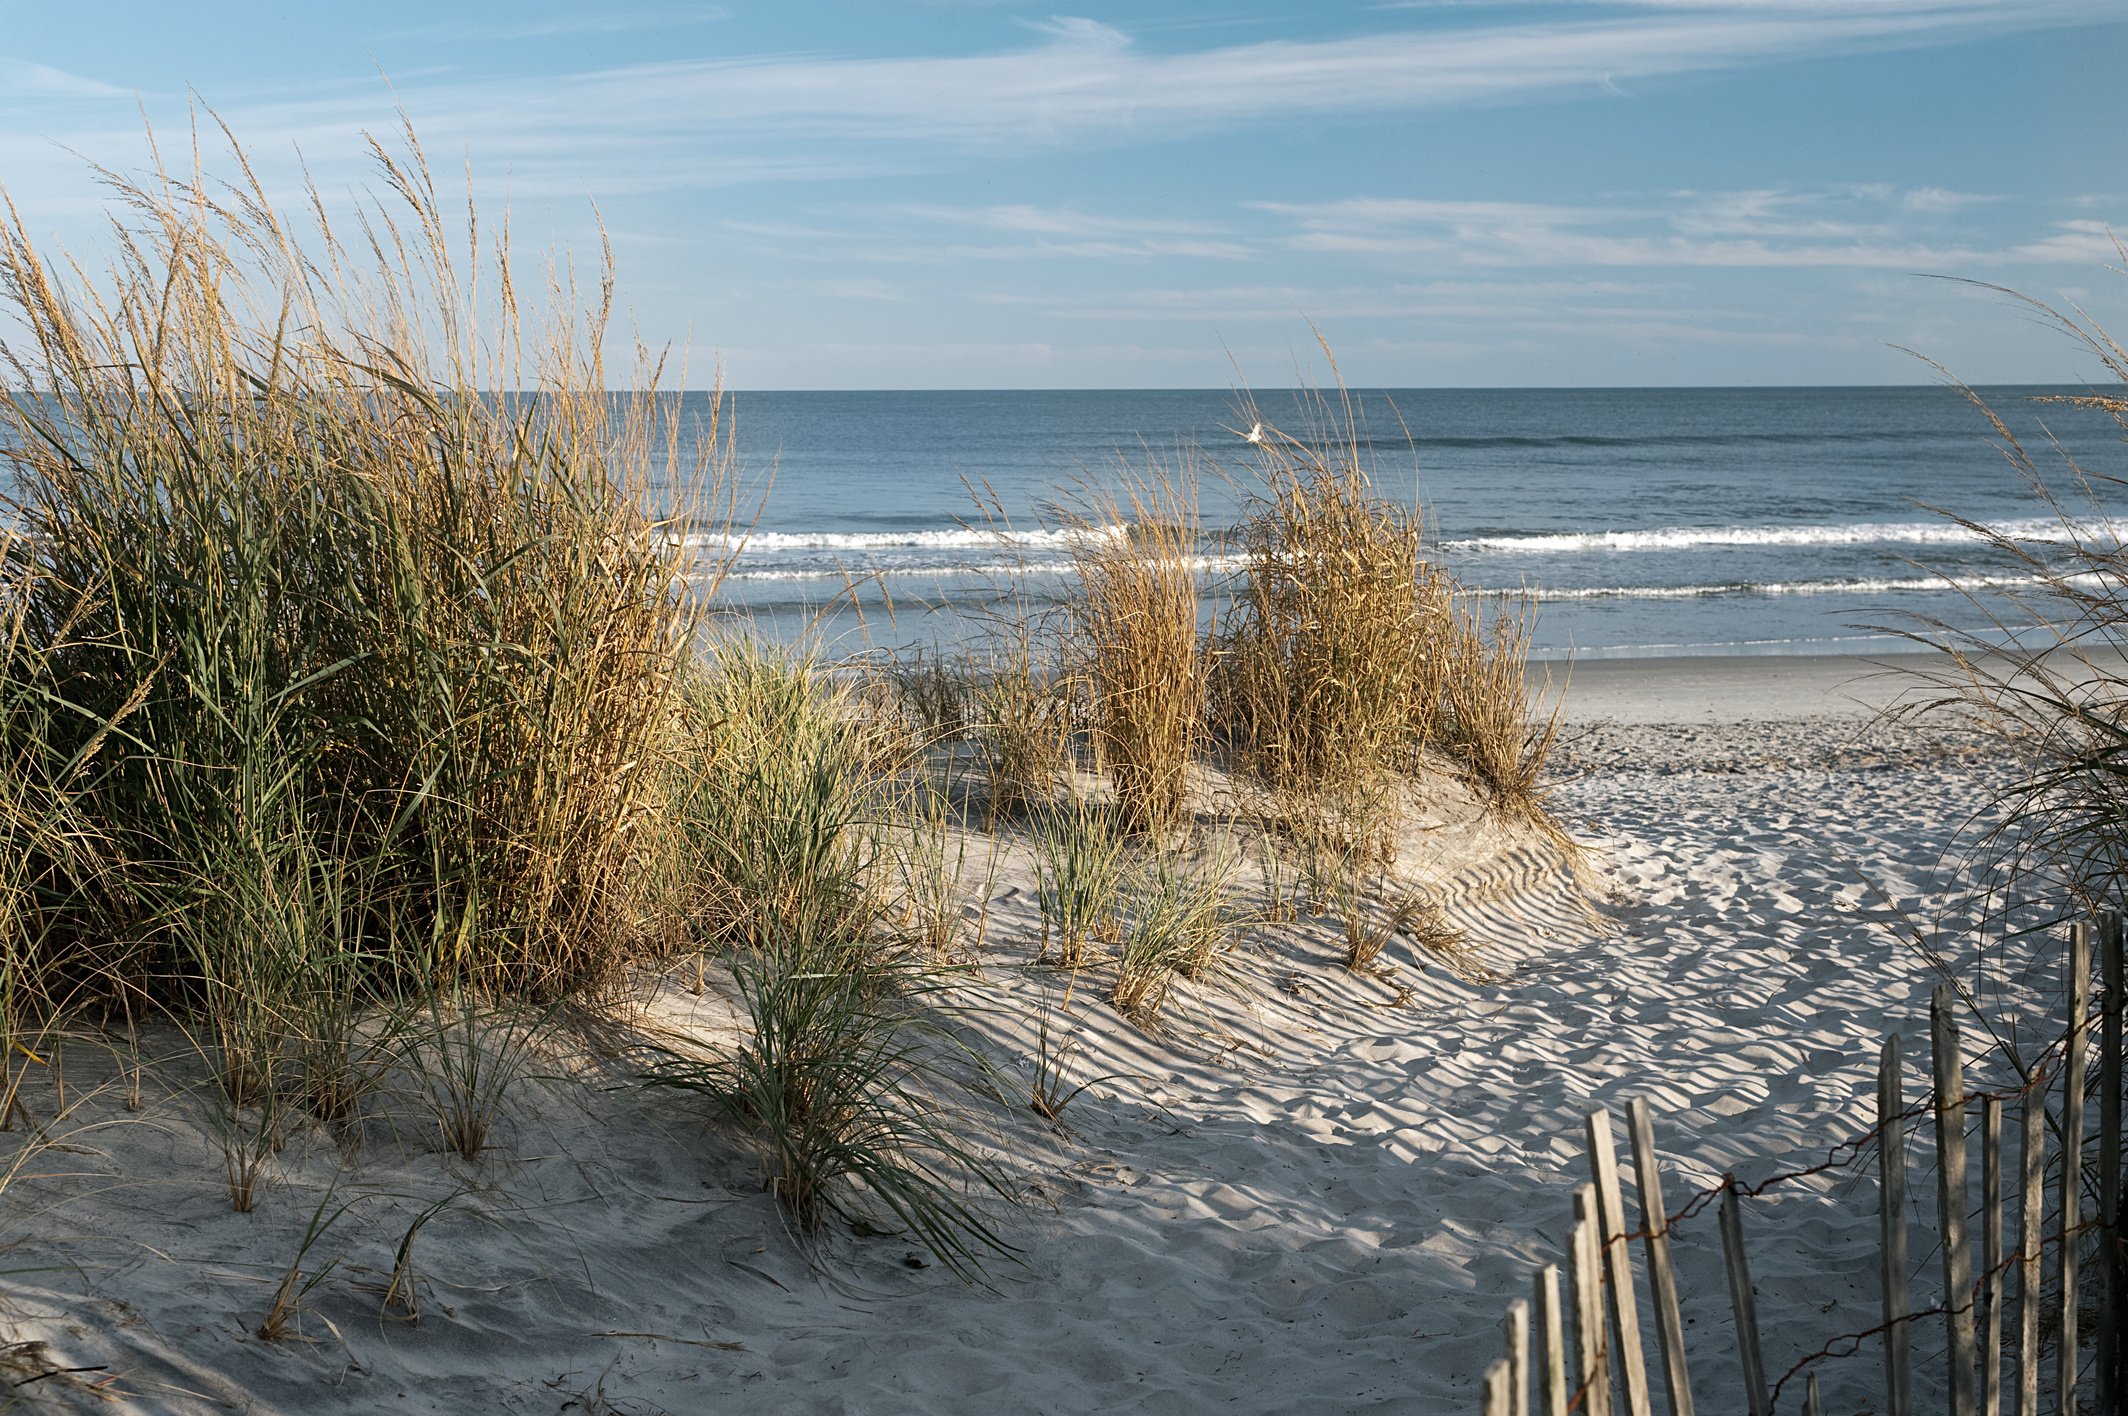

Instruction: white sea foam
[1538,570,2106,601]
[683,514,2107,565]
[681,524,1129,555]
[718,552,1247,583]
[1450,516,2079,555]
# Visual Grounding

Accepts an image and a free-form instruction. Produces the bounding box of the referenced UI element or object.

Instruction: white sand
[0,654,2063,1413]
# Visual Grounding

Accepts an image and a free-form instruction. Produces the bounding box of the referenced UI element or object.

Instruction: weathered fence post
[1880,1033,1913,1416]
[1535,1264,1568,1416]
[1718,1178,1769,1416]
[1625,1099,1695,1416]
[2020,1083,2043,1416]
[1587,1108,1654,1416]
[1484,1359,1512,1416]
[1934,985,1977,1416]
[2064,920,2092,1416]
[1506,1298,1530,1416]
[1981,1094,2002,1415]
[2101,910,2123,1413]
[1572,1184,1614,1416]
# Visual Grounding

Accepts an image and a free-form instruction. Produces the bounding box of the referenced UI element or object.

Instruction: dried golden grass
[1067,468,1207,834]
[1884,273,2128,929]
[1209,397,1450,790]
[1436,590,1567,825]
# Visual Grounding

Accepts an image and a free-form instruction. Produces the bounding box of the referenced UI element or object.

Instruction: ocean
[673,385,2123,661]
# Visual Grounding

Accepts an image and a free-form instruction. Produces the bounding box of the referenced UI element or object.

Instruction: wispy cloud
[9,1,2109,197]
[1901,186,2000,212]
[0,60,128,100]
[2008,220,2125,264]
[1250,188,2109,269]
[889,204,1225,239]
[383,7,730,44]
[717,203,1258,264]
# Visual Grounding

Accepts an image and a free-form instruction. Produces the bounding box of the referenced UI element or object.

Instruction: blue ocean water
[667,385,2124,660]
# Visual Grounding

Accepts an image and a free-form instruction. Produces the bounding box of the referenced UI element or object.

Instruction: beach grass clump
[399,986,551,1163]
[1210,402,1452,790]
[674,641,883,954]
[0,117,723,1063]
[1435,591,1566,824]
[1032,795,1129,972]
[969,641,1074,826]
[885,647,974,746]
[657,641,1023,1273]
[1892,283,2128,915]
[1110,843,1241,1024]
[888,766,990,963]
[649,918,1019,1278]
[1066,472,1207,835]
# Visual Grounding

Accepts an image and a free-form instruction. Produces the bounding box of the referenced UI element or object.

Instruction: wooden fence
[1475,915,2128,1416]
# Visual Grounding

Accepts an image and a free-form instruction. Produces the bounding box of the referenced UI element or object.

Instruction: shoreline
[1551,649,1936,725]
[1551,646,2126,726]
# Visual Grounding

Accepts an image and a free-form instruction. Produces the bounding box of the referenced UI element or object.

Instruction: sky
[1,1,2124,388]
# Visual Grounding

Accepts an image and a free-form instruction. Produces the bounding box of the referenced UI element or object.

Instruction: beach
[0,649,2049,1414]
[0,3,2118,1408]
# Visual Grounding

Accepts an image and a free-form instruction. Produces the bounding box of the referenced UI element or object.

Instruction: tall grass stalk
[1436,591,1567,825]
[1067,472,1206,834]
[1890,283,2128,923]
[257,1179,362,1341]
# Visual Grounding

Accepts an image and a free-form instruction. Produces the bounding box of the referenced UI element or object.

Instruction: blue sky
[2,1,2124,388]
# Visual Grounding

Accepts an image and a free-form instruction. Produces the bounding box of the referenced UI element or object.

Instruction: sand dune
[0,657,2057,1414]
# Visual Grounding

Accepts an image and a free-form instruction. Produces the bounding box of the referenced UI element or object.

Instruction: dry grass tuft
[1436,590,1568,825]
[1067,470,1207,835]
[1210,388,1451,790]
[969,640,1074,827]
[1887,275,2128,927]
[1110,841,1241,1024]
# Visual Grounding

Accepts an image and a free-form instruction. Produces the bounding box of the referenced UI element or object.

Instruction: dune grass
[0,118,723,1054]
[674,641,884,955]
[1067,472,1207,835]
[1889,284,2128,923]
[1209,395,1451,789]
[969,638,1075,827]
[1436,590,1567,826]
[656,641,1023,1271]
[1032,794,1130,973]
[652,932,1019,1280]
[1110,841,1241,1024]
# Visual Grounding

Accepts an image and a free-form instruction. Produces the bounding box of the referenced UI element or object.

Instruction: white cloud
[5,1,2110,198]
[888,204,1225,239]
[0,60,127,100]
[1901,186,2000,212]
[1252,188,2121,270]
[2008,221,2124,264]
